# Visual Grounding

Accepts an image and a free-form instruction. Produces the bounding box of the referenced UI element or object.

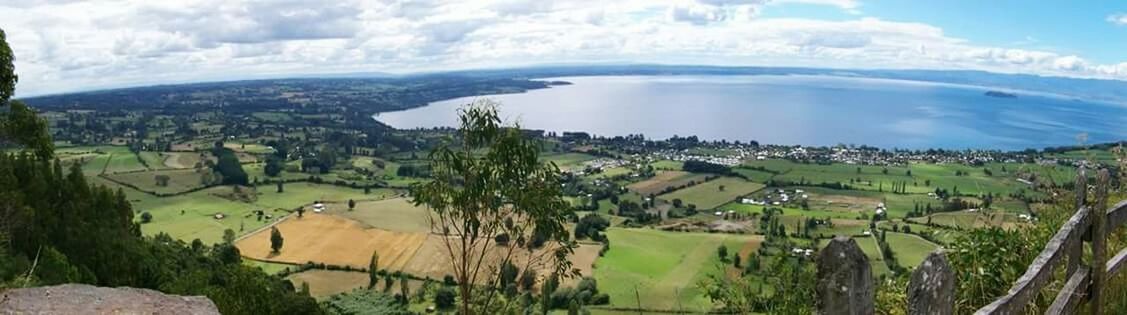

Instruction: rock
[0,284,219,315]
[908,251,955,315]
[816,236,873,315]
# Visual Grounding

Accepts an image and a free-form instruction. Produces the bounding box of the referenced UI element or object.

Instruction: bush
[140,211,153,224]
[434,287,456,309]
[590,293,610,305]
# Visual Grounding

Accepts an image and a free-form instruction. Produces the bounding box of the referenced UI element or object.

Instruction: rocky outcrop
[0,284,219,315]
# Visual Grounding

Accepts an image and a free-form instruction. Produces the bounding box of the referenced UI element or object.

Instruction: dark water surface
[374,75,1127,150]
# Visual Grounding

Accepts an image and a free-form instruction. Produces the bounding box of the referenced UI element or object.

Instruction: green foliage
[574,213,609,241]
[211,147,248,185]
[410,100,574,314]
[368,250,379,289]
[322,290,411,315]
[270,227,284,254]
[701,256,815,314]
[947,226,1048,313]
[0,29,15,103]
[435,286,456,309]
[264,155,284,177]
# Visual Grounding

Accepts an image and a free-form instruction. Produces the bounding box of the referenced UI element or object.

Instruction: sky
[2,0,1127,97]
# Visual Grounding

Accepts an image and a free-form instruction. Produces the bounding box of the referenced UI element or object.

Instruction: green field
[743,159,1038,197]
[649,160,684,170]
[541,152,597,170]
[883,232,940,269]
[103,169,206,194]
[595,228,762,312]
[659,177,765,209]
[818,236,891,278]
[137,151,172,170]
[132,182,396,244]
[244,259,297,275]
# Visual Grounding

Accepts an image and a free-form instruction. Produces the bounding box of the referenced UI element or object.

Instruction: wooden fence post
[1091,169,1110,315]
[816,236,873,315]
[907,251,955,315]
[1067,167,1087,278]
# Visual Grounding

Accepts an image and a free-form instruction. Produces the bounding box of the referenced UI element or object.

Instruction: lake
[373,75,1127,150]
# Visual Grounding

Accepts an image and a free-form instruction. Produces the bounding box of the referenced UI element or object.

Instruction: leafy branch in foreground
[411,99,576,314]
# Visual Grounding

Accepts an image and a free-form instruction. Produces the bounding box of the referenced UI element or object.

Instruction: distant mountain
[444,65,1127,104]
[20,64,1127,112]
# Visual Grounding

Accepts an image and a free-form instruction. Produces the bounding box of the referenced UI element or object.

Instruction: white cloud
[0,0,1125,96]
[1108,13,1127,26]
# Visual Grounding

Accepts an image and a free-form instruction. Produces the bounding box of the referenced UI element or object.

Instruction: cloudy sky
[3,0,1127,96]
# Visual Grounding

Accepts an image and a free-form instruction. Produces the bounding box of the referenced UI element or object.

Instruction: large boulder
[0,284,219,315]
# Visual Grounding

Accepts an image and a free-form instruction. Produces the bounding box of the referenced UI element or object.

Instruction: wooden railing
[816,167,1126,315]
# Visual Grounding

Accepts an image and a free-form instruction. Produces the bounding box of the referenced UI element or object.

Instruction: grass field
[329,198,431,233]
[817,236,891,278]
[103,169,205,194]
[285,270,370,299]
[135,186,270,244]
[244,259,296,275]
[659,177,765,209]
[595,228,763,312]
[254,183,391,210]
[649,160,684,170]
[743,159,1037,196]
[138,151,172,170]
[132,182,395,244]
[627,171,710,196]
[542,152,597,170]
[883,232,940,269]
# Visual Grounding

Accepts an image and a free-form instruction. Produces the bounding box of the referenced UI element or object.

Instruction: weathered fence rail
[816,167,1125,315]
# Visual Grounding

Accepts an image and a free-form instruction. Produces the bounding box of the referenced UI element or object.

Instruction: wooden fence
[816,167,1126,315]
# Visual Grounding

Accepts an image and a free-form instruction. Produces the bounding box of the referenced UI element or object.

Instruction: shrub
[434,286,456,309]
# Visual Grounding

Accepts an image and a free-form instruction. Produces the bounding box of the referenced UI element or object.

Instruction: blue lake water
[373,75,1127,150]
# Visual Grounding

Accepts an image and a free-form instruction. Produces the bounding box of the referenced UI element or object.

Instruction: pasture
[285,270,370,299]
[542,152,597,170]
[883,232,940,269]
[594,228,763,312]
[329,198,432,233]
[818,236,890,278]
[103,169,205,194]
[659,177,765,209]
[626,171,710,196]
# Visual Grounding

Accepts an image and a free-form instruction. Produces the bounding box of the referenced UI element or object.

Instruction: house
[312,203,325,213]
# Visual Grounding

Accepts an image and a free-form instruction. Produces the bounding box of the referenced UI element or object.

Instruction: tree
[277,181,284,193]
[222,229,236,245]
[369,250,380,289]
[264,155,284,177]
[411,100,575,314]
[154,174,171,187]
[348,199,356,211]
[212,147,248,185]
[140,211,153,224]
[270,227,284,254]
[297,206,304,218]
[718,244,729,262]
[0,29,52,160]
[435,286,456,309]
[399,273,410,302]
[733,253,741,268]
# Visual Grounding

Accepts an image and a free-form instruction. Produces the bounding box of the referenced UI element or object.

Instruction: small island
[984,90,1017,98]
